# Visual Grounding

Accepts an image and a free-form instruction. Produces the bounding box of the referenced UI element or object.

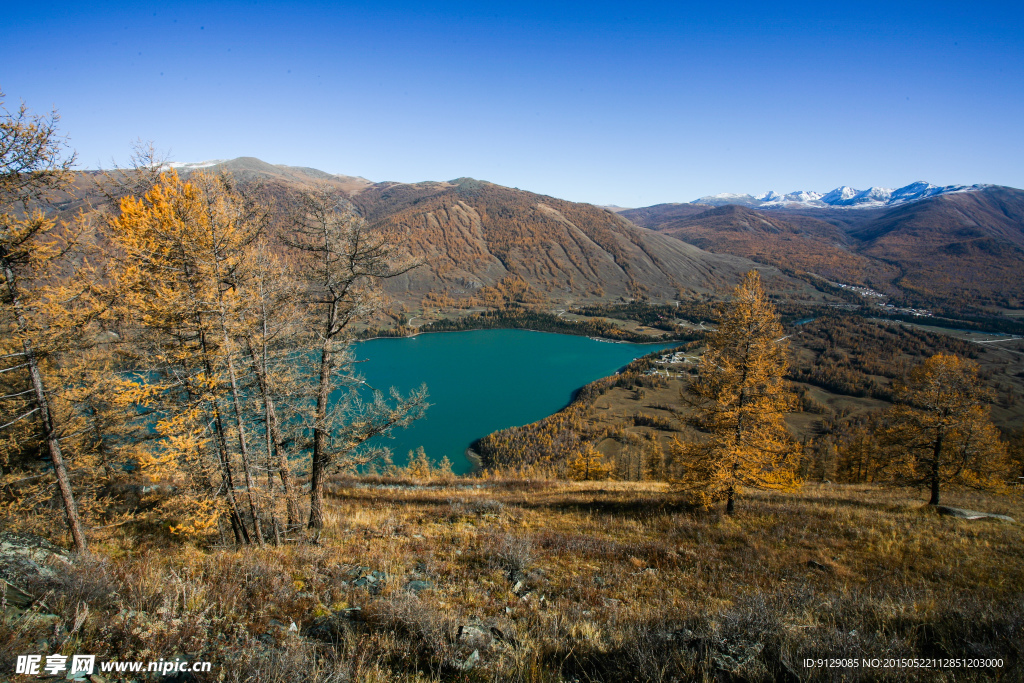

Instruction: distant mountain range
[692,181,989,210]
[105,158,1023,311]
[113,157,817,306]
[622,185,1024,308]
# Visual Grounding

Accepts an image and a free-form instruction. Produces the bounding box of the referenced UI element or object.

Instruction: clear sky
[4,1,1022,206]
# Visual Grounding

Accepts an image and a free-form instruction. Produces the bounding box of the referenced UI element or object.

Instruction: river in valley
[354,329,674,474]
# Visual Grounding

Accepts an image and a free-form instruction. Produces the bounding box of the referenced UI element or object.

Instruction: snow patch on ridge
[162,160,228,171]
[693,182,989,210]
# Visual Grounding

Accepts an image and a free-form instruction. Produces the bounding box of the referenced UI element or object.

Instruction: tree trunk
[726,486,735,515]
[308,303,338,530]
[185,255,250,545]
[222,346,264,545]
[211,399,250,545]
[246,338,299,527]
[929,433,943,506]
[267,463,281,545]
[245,341,282,543]
[212,240,265,545]
[199,328,249,545]
[3,261,88,553]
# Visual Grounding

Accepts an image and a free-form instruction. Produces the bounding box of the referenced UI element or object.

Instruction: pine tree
[883,353,1007,504]
[673,270,800,513]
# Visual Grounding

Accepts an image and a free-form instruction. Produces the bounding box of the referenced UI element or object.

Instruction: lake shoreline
[356,329,677,474]
[356,325,677,345]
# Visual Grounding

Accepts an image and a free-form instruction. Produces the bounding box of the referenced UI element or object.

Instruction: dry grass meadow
[3,476,1022,682]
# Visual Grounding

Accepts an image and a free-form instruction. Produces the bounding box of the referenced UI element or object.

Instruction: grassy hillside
[3,478,1020,682]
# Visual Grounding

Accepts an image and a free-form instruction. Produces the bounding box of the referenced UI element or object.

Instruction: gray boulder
[457,624,492,649]
[934,506,1016,523]
[348,567,387,594]
[303,607,362,642]
[0,531,71,609]
[404,579,434,593]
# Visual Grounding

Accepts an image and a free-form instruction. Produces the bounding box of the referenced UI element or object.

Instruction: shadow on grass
[328,487,701,519]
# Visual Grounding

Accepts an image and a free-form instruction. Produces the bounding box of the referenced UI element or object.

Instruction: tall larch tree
[286,184,427,530]
[883,353,1007,505]
[105,169,266,543]
[673,270,800,513]
[241,236,303,535]
[0,90,89,552]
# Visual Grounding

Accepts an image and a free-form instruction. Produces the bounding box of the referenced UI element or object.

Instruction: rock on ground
[934,506,1016,523]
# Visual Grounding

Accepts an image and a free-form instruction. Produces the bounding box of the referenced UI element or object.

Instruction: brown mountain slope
[848,187,1024,306]
[651,205,899,287]
[55,161,817,307]
[194,157,375,195]
[624,186,1024,309]
[348,178,811,303]
[618,202,712,228]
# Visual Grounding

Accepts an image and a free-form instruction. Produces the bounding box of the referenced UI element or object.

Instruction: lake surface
[354,330,673,473]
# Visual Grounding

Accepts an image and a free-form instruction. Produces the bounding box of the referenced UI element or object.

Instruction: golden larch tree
[0,90,89,552]
[883,353,1007,505]
[105,169,267,543]
[285,183,427,529]
[566,443,612,481]
[673,270,800,513]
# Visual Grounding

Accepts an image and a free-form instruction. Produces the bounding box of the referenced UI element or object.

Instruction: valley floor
[3,478,1022,682]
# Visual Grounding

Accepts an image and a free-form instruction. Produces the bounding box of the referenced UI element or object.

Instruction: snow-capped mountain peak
[693,182,987,210]
[777,190,822,204]
[820,186,860,204]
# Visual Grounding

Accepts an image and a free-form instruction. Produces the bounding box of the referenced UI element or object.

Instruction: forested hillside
[623,186,1024,311]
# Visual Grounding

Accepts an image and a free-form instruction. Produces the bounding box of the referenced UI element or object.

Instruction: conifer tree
[567,443,612,481]
[673,270,800,513]
[0,91,89,552]
[241,237,302,533]
[641,433,667,481]
[883,353,1007,504]
[105,169,266,543]
[286,184,427,529]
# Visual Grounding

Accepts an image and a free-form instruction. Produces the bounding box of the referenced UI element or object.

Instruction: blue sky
[4,1,1022,206]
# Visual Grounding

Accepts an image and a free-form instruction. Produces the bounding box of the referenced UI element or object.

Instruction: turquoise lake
[354,329,674,473]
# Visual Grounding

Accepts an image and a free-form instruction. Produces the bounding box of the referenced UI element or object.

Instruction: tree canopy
[883,353,1008,505]
[673,270,800,512]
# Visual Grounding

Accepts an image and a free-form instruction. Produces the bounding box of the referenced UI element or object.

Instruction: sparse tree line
[811,363,1021,499]
[413,306,700,342]
[1,95,426,551]
[481,272,1020,512]
[786,316,978,400]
